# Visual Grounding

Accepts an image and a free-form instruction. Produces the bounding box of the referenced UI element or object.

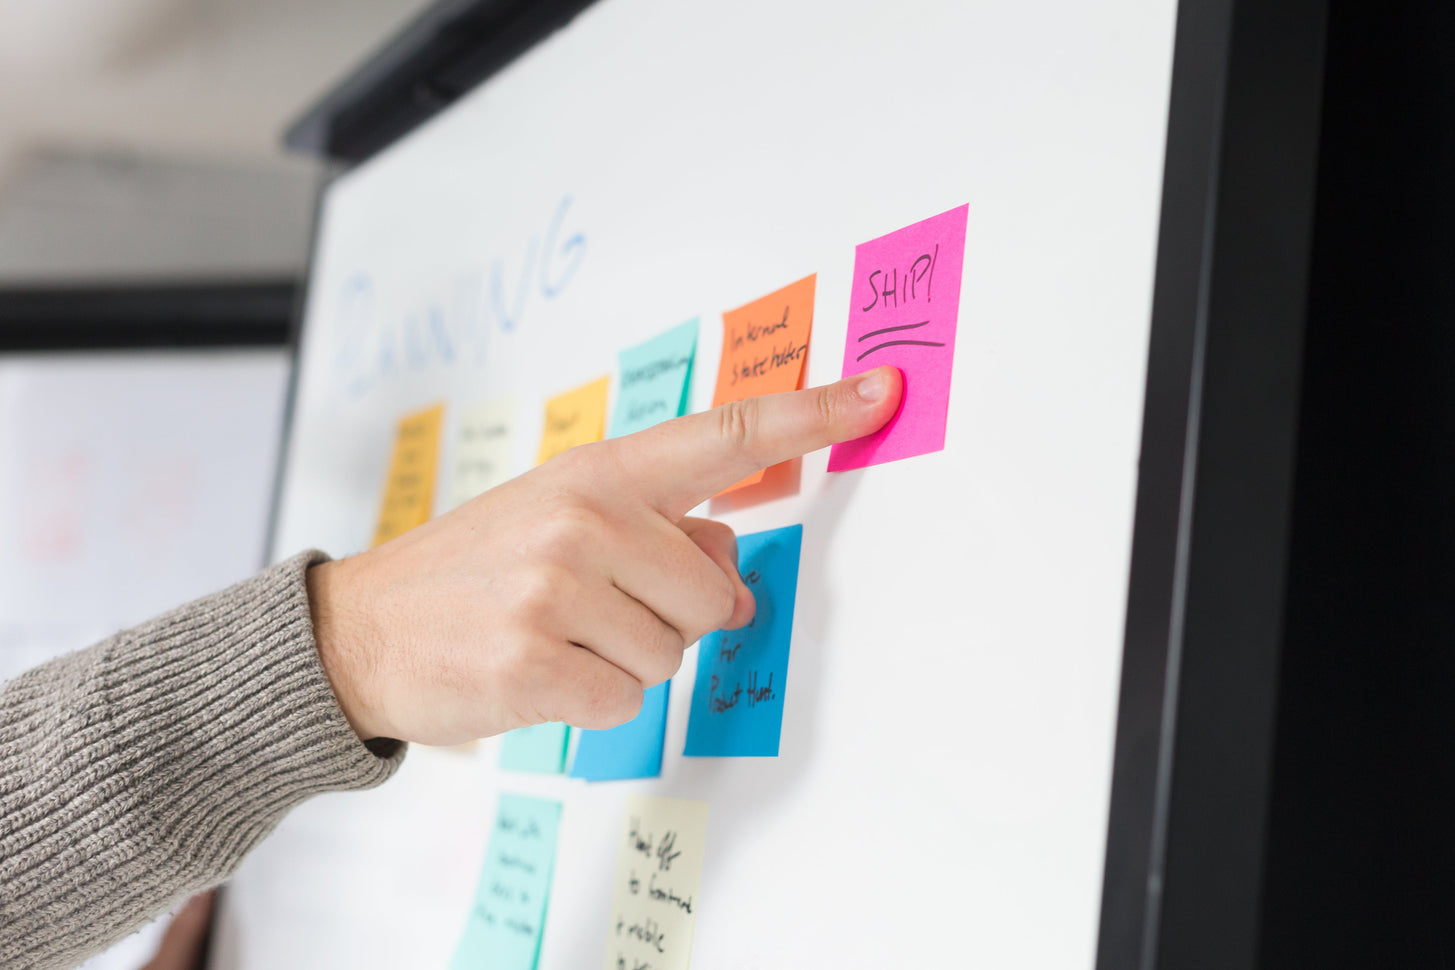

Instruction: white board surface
[224,0,1178,966]
[0,348,290,969]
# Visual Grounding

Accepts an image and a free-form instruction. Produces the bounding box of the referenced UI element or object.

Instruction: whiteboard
[224,0,1178,966]
[0,348,290,969]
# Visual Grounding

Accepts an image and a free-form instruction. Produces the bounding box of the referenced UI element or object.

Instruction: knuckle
[717,398,761,452]
[515,563,569,624]
[535,501,601,562]
[584,675,642,730]
[815,385,840,429]
[548,441,599,477]
[646,627,686,685]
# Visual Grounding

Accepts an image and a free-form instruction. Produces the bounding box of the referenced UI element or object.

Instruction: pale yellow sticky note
[603,796,710,970]
[446,396,517,511]
[536,376,609,465]
[372,403,443,547]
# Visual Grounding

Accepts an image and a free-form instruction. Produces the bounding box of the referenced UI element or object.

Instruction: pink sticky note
[828,204,968,471]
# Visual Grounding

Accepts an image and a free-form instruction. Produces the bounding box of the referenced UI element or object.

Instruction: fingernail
[855,368,888,403]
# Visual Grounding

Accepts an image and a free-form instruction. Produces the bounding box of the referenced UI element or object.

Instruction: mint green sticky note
[450,793,562,970]
[608,319,698,438]
[500,723,570,774]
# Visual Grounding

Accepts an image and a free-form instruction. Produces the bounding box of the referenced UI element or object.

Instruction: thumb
[680,516,756,629]
[613,365,902,519]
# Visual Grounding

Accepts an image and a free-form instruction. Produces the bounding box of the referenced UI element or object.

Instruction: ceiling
[0,0,432,282]
[0,0,432,180]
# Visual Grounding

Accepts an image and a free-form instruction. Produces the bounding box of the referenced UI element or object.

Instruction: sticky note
[566,323,698,782]
[828,204,968,471]
[450,793,562,970]
[683,524,802,757]
[537,376,610,464]
[570,682,669,781]
[372,403,444,547]
[712,276,815,492]
[602,796,710,970]
[609,319,698,438]
[500,723,570,774]
[446,397,516,510]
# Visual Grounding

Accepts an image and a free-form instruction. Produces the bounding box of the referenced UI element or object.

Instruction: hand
[307,366,902,746]
[138,891,214,970]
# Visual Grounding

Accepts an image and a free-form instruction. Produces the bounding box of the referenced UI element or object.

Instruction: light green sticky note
[500,722,570,774]
[608,319,698,438]
[451,793,562,970]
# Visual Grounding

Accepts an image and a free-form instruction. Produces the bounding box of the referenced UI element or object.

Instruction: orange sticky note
[537,376,610,465]
[372,403,444,547]
[713,274,816,492]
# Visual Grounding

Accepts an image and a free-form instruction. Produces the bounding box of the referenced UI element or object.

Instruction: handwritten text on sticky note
[537,376,610,465]
[603,796,710,970]
[610,320,698,438]
[684,524,802,757]
[828,204,968,471]
[450,794,562,970]
[712,276,815,491]
[372,403,444,547]
[446,397,516,511]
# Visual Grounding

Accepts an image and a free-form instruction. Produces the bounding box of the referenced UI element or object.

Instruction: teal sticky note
[569,681,669,781]
[684,524,802,757]
[500,723,570,774]
[607,319,698,438]
[450,794,562,970]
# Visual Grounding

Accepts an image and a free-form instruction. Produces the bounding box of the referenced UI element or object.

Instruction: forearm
[0,551,405,970]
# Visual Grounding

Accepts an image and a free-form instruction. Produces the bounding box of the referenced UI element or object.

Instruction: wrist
[306,559,388,742]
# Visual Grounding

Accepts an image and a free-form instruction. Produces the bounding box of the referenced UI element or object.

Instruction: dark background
[1259,1,1455,965]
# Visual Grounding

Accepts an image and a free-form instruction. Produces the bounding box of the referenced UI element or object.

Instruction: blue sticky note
[569,681,669,781]
[500,723,570,774]
[608,319,698,438]
[684,524,802,757]
[450,794,562,970]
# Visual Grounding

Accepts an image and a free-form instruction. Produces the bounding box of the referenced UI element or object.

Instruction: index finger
[613,365,903,519]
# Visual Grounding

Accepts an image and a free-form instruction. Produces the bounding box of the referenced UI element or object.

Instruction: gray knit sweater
[0,551,406,970]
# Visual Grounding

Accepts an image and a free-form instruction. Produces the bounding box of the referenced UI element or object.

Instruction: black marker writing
[647,871,694,914]
[860,243,940,312]
[621,356,691,388]
[625,917,667,953]
[628,818,653,859]
[656,830,681,872]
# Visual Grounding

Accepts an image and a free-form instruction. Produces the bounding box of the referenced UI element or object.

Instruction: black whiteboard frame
[276,2,1331,968]
[0,281,297,352]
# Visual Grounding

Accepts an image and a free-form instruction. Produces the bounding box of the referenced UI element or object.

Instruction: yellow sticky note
[602,796,710,970]
[372,403,443,547]
[537,376,609,465]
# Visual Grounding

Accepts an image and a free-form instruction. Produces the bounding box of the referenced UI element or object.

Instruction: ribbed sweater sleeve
[0,550,406,970]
